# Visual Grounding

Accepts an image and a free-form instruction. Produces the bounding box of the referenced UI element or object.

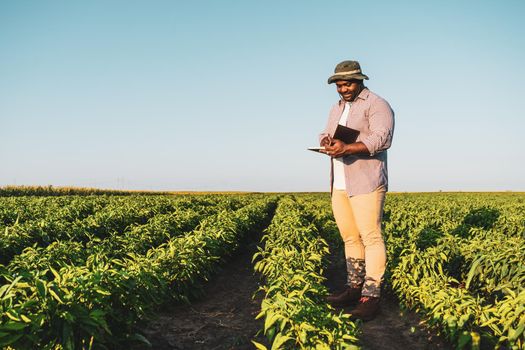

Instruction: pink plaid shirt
[319,88,395,196]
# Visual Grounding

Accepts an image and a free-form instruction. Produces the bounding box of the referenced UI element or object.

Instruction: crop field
[0,192,523,349]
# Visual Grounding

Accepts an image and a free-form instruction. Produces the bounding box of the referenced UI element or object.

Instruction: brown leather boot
[326,287,361,307]
[348,296,380,321]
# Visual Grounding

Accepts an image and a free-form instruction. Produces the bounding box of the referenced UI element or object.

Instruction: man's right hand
[320,136,332,147]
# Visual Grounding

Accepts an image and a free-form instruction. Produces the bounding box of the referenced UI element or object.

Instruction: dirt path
[324,248,450,350]
[133,233,266,350]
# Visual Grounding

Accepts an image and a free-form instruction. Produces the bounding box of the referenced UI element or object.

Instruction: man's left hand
[324,139,348,157]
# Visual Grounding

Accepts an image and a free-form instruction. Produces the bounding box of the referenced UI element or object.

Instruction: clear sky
[1,0,524,192]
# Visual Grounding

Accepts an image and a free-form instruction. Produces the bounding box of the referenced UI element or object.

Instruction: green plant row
[252,196,359,350]
[392,242,525,349]
[4,193,250,276]
[1,196,170,265]
[382,193,525,349]
[0,195,237,265]
[1,194,253,275]
[384,193,525,239]
[294,194,341,247]
[0,196,111,231]
[450,233,524,296]
[0,196,277,349]
[5,202,218,274]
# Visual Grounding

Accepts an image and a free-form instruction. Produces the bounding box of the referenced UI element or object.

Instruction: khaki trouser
[331,186,386,297]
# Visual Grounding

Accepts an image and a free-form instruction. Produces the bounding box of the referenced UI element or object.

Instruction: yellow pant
[331,186,386,297]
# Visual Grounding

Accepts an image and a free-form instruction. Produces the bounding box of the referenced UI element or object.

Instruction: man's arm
[322,139,369,157]
[361,98,394,156]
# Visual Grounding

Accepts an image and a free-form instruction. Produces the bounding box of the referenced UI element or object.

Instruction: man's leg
[348,185,387,298]
[346,186,386,321]
[329,189,365,305]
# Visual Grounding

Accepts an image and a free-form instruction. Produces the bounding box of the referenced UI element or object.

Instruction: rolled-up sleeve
[361,98,394,156]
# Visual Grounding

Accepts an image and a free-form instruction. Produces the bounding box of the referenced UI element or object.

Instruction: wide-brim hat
[327,60,369,84]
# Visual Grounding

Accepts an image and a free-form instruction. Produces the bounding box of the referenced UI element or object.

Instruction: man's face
[336,80,362,102]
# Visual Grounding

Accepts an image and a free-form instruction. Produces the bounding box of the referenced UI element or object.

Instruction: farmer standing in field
[319,60,394,321]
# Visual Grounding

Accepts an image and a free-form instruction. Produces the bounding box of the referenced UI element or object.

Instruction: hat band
[332,69,361,76]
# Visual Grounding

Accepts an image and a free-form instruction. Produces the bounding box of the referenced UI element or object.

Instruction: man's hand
[324,139,348,157]
[320,136,332,147]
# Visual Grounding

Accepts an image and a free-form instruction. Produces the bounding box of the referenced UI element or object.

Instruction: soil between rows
[134,235,450,350]
[133,231,267,350]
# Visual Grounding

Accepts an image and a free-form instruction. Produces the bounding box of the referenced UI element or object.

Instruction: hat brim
[327,73,369,84]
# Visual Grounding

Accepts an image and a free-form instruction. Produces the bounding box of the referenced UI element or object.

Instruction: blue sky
[1,0,524,192]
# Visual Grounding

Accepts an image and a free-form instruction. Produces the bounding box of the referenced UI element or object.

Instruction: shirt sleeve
[361,98,395,156]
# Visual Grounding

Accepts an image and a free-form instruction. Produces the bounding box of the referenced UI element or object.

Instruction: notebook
[333,124,360,144]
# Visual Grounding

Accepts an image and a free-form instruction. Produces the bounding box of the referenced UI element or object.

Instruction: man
[319,60,394,321]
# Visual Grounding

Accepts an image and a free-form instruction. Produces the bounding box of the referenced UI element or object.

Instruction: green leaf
[129,333,152,346]
[271,333,292,350]
[62,322,75,350]
[49,288,64,304]
[252,340,268,350]
[6,310,20,322]
[2,276,22,298]
[35,279,47,298]
[255,310,265,320]
[0,322,27,331]
[266,327,276,342]
[0,284,10,299]
[95,289,111,296]
[0,332,24,346]
[50,267,62,283]
[509,323,525,342]
[264,312,280,333]
[465,258,481,289]
[457,331,471,349]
